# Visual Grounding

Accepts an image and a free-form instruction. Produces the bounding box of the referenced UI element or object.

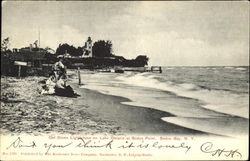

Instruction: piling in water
[78,67,81,85]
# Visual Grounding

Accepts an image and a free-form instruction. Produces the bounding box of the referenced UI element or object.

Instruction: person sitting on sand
[55,74,67,89]
[41,72,57,94]
[42,59,67,95]
[54,74,78,97]
[41,60,79,97]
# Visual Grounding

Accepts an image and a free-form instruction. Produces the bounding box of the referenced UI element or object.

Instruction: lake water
[79,66,249,137]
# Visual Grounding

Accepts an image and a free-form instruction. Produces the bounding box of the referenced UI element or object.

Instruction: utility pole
[38,28,40,51]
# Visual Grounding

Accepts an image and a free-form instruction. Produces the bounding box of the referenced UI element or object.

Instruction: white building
[81,37,93,58]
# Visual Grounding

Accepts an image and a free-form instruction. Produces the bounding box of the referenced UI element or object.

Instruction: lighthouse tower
[83,37,92,57]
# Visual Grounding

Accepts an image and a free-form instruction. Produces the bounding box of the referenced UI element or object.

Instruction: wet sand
[71,83,209,135]
[0,75,210,135]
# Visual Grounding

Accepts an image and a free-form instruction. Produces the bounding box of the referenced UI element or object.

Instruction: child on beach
[41,72,57,94]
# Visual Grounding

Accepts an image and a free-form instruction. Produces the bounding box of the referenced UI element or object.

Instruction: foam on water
[116,71,249,118]
[81,83,225,118]
[80,72,225,118]
[224,66,248,71]
[236,67,247,71]
[78,68,249,136]
[224,66,233,69]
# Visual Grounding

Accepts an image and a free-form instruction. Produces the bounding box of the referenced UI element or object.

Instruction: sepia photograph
[1,1,249,160]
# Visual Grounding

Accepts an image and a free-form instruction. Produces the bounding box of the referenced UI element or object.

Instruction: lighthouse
[82,37,92,57]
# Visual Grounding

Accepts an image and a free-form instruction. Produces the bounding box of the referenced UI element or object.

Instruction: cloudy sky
[2,1,249,66]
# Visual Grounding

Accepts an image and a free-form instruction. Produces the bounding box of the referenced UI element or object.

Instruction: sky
[2,1,249,66]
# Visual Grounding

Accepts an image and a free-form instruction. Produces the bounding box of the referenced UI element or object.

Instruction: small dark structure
[1,46,56,77]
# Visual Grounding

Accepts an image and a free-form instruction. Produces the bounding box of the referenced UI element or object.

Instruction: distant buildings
[1,41,54,76]
[1,36,149,76]
[57,50,71,58]
[11,46,47,68]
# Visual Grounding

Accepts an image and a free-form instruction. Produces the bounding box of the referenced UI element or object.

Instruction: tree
[135,55,149,67]
[1,37,10,52]
[92,40,113,57]
[55,43,82,56]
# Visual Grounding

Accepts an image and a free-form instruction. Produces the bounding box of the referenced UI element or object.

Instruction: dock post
[78,67,81,85]
[18,65,21,78]
[159,67,162,73]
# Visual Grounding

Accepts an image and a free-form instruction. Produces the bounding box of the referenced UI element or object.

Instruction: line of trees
[55,44,83,56]
[55,40,114,58]
[54,39,149,67]
[1,37,149,68]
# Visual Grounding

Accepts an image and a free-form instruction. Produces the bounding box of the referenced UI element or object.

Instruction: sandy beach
[1,70,211,136]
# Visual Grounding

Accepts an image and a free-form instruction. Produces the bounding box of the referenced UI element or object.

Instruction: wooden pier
[150,66,162,73]
[123,66,162,73]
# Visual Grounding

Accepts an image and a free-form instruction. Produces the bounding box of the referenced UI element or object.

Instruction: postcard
[1,1,249,160]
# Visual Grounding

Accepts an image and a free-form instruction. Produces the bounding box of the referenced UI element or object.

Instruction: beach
[0,74,207,136]
[0,73,205,136]
[1,67,249,137]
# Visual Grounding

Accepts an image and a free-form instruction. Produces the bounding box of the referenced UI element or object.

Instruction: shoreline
[0,74,214,136]
[69,76,212,135]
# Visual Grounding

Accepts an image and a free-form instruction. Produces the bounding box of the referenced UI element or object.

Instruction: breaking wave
[116,72,249,118]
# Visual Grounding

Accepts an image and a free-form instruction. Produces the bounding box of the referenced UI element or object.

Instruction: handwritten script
[200,142,242,159]
[5,137,242,159]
